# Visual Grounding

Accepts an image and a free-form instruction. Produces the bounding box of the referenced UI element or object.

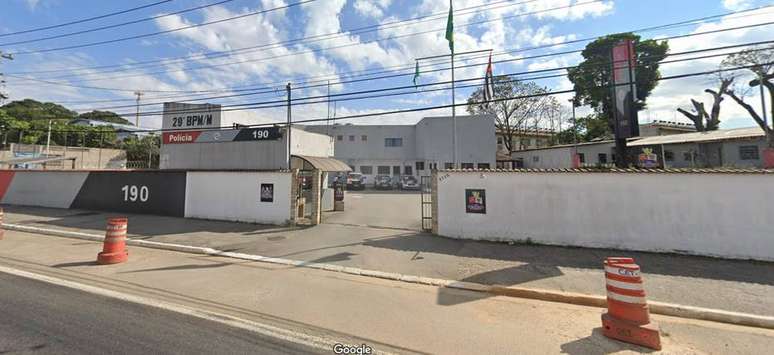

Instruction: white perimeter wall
[436,171,774,261]
[185,172,292,225]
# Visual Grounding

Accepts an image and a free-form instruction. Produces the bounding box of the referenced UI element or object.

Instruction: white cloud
[24,0,40,10]
[723,0,754,10]
[644,7,774,128]
[353,0,392,19]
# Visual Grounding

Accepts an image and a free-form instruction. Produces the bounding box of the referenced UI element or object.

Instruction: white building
[304,115,496,180]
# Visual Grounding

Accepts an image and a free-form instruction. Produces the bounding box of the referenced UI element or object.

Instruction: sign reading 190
[121,185,149,202]
[252,129,271,139]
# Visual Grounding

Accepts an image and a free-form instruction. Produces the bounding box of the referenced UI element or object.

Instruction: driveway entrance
[322,190,422,231]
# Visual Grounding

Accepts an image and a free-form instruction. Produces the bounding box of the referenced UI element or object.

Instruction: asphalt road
[0,272,323,355]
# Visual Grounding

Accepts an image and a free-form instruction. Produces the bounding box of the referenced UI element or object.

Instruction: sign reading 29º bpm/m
[162,102,222,130]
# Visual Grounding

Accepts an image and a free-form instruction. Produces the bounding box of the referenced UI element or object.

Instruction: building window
[377,166,390,175]
[392,166,401,175]
[478,163,490,169]
[684,151,694,162]
[598,153,607,164]
[664,151,674,162]
[416,161,425,171]
[444,163,454,169]
[404,166,413,175]
[385,138,403,147]
[336,135,343,141]
[461,163,474,169]
[578,153,585,163]
[532,156,539,162]
[348,135,355,142]
[739,145,760,160]
[360,166,373,175]
[361,135,367,141]
[497,137,503,144]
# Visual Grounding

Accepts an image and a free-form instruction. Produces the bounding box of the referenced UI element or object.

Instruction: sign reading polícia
[162,102,222,130]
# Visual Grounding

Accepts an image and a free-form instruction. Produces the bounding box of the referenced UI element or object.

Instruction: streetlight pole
[569,97,578,167]
[759,73,768,128]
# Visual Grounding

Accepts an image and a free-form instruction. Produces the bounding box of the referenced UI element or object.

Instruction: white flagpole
[452,51,457,169]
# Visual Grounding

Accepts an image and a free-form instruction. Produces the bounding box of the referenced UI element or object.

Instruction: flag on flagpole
[445,0,454,53]
[483,52,494,102]
[413,60,420,88]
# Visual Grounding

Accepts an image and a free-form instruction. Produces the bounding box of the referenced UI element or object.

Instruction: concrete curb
[5,223,774,330]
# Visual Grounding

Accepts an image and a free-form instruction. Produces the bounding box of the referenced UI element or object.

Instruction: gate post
[310,169,322,225]
[431,170,439,234]
[289,169,299,226]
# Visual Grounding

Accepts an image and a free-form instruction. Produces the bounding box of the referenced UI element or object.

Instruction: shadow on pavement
[4,205,305,237]
[52,261,98,268]
[364,233,774,286]
[559,328,657,354]
[435,264,564,306]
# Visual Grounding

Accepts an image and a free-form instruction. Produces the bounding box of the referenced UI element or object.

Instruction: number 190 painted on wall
[121,185,149,202]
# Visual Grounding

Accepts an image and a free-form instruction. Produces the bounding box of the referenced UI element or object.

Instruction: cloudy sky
[0,0,772,129]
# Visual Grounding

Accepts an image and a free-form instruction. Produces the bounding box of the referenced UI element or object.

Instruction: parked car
[346,172,365,190]
[397,175,420,190]
[374,175,393,190]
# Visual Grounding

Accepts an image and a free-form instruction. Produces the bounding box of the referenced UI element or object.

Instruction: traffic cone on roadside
[0,208,4,240]
[601,257,661,350]
[97,217,129,265]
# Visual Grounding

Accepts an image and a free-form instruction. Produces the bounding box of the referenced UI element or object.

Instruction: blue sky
[1,0,772,129]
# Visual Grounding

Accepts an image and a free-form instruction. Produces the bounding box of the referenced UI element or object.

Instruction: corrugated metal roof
[629,127,765,146]
[291,155,352,172]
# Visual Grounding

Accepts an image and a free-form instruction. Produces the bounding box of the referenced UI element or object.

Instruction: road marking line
[0,265,394,354]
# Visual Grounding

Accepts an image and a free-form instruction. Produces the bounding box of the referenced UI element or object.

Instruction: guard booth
[290,155,351,225]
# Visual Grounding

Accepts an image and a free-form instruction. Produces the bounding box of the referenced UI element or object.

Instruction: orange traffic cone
[601,257,661,350]
[97,217,129,265]
[0,208,4,240]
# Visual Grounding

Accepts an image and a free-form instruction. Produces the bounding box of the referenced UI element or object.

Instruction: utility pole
[45,120,52,156]
[0,51,14,105]
[759,73,768,128]
[569,97,578,167]
[134,91,143,127]
[286,83,292,169]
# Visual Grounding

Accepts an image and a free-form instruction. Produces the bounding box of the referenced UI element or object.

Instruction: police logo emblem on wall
[465,189,486,214]
[260,184,274,203]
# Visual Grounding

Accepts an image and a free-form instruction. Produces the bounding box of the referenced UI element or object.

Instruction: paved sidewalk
[4,205,774,316]
[2,229,774,354]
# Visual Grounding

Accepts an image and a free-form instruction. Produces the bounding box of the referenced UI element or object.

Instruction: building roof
[629,127,765,146]
[291,155,352,172]
[0,155,76,165]
[70,118,145,132]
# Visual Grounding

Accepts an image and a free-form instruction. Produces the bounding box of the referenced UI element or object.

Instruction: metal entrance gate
[420,175,432,232]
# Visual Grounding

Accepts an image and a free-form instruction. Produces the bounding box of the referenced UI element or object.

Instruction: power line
[67,44,774,120]
[18,0,587,87]
[13,61,772,135]
[0,0,237,47]
[81,40,774,113]
[7,0,316,55]
[6,0,539,75]
[8,4,773,97]
[0,0,174,38]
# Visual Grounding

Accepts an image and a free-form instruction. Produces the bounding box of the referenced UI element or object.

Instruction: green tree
[567,33,669,121]
[1,99,77,121]
[721,45,774,148]
[120,135,160,168]
[467,76,554,152]
[78,110,133,125]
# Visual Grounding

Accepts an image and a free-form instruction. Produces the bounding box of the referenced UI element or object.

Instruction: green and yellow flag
[445,0,454,53]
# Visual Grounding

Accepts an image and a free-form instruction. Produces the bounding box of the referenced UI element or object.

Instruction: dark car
[397,175,420,190]
[346,172,365,190]
[374,175,393,190]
